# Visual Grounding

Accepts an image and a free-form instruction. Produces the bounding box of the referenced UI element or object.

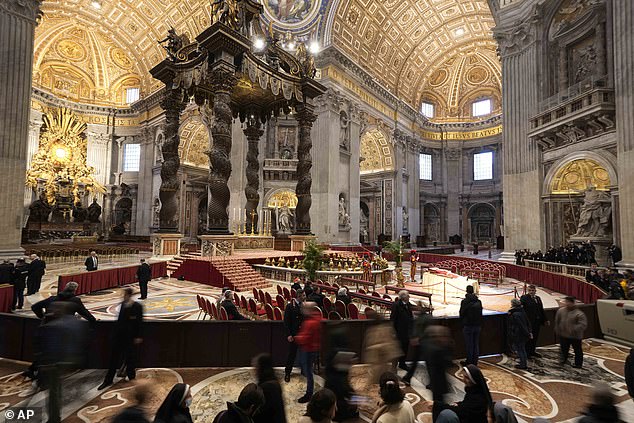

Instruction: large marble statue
[28,193,52,223]
[338,197,347,225]
[402,207,409,234]
[278,206,293,234]
[72,201,88,223]
[87,198,102,223]
[573,187,612,237]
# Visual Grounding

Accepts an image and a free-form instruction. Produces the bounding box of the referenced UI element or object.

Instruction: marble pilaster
[0,0,42,256]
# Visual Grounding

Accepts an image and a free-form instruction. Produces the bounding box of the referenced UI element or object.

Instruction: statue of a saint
[573,187,612,238]
[87,198,102,223]
[338,197,347,225]
[402,207,409,234]
[72,201,88,223]
[28,193,52,223]
[278,206,293,233]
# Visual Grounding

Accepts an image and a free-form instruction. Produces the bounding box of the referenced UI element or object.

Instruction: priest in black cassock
[136,259,151,300]
[98,287,143,390]
[520,284,549,358]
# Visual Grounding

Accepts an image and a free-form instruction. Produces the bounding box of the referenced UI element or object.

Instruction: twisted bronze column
[244,119,264,234]
[207,70,237,234]
[158,88,185,232]
[294,105,317,235]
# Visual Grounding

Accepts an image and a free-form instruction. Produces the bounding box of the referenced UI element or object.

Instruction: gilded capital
[0,0,43,23]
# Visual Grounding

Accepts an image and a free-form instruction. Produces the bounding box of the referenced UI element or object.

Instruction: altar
[253,264,394,285]
[421,268,479,304]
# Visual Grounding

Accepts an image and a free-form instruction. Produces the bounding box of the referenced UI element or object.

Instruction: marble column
[207,70,237,234]
[244,119,263,234]
[613,0,634,266]
[494,15,542,260]
[158,88,185,232]
[0,0,42,255]
[294,105,317,235]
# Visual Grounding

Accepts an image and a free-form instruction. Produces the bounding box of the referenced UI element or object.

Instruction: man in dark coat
[12,258,29,310]
[390,290,413,371]
[0,259,14,284]
[585,263,603,286]
[98,288,143,390]
[136,259,151,300]
[85,251,98,271]
[422,325,454,421]
[459,285,483,366]
[508,298,532,370]
[220,290,247,320]
[520,284,549,357]
[31,281,96,323]
[27,254,46,295]
[283,288,305,382]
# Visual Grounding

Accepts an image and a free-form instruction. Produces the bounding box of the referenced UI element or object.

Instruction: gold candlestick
[250,209,257,236]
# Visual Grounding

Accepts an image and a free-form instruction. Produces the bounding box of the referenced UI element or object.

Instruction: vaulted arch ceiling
[329,0,500,115]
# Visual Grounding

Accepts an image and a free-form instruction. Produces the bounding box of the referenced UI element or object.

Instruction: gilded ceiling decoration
[360,129,394,174]
[267,190,299,209]
[33,14,144,106]
[329,0,500,110]
[419,48,502,121]
[178,119,210,168]
[550,159,611,194]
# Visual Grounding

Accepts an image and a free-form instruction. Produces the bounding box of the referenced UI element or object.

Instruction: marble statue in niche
[277,205,293,234]
[402,207,409,234]
[339,111,349,150]
[573,187,612,237]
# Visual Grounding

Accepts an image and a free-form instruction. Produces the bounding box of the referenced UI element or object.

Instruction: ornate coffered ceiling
[328,0,500,115]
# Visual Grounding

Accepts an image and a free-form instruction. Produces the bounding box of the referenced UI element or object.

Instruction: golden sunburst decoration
[26,108,106,205]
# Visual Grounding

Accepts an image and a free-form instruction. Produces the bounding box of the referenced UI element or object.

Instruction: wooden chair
[258,289,266,304]
[347,302,359,319]
[248,298,259,318]
[252,287,259,300]
[208,300,216,319]
[358,288,366,295]
[234,292,240,306]
[276,294,286,311]
[241,295,248,310]
[283,286,291,300]
[322,296,332,314]
[277,285,283,295]
[265,291,273,305]
[273,307,283,321]
[290,289,297,299]
[334,300,347,319]
[219,306,228,320]
[364,307,375,317]
[328,311,342,320]
[371,291,381,298]
[383,294,393,301]
[313,305,323,318]
[265,303,274,320]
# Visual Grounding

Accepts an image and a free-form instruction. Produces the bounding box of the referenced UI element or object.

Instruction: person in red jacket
[294,302,322,404]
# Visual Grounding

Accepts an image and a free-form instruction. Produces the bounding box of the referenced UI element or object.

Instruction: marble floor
[1,339,632,422]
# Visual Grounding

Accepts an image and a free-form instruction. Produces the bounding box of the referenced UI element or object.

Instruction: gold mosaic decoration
[26,108,106,204]
[360,129,394,174]
[550,159,611,194]
[267,190,299,209]
[179,119,210,168]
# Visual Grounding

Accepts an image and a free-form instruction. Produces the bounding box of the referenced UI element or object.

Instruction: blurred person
[0,258,14,284]
[605,268,626,299]
[252,354,286,423]
[299,388,337,423]
[112,381,151,423]
[363,309,401,384]
[154,383,193,423]
[520,285,548,358]
[508,298,532,370]
[577,383,623,422]
[26,253,46,295]
[402,302,433,385]
[308,285,325,309]
[294,301,322,403]
[436,409,459,423]
[493,402,518,423]
[459,285,483,366]
[336,287,352,306]
[11,258,28,310]
[213,382,265,423]
[371,371,415,423]
[626,348,634,399]
[555,296,587,368]
[85,250,99,271]
[98,287,143,390]
[304,280,314,297]
[438,365,492,423]
[390,290,413,371]
[624,270,634,300]
[324,323,359,420]
[284,288,305,382]
[585,263,602,285]
[417,325,453,420]
[136,258,152,300]
[608,244,622,266]
[220,290,247,320]
[292,277,302,291]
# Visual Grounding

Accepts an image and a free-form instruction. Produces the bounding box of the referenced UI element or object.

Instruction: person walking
[112,381,151,423]
[402,302,432,385]
[420,325,453,420]
[459,285,483,366]
[12,258,29,310]
[625,348,634,399]
[294,302,322,403]
[98,288,143,390]
[520,285,549,358]
[85,251,99,271]
[555,296,588,369]
[252,353,286,423]
[136,258,151,300]
[283,288,305,382]
[390,290,413,371]
[26,254,46,295]
[508,298,532,370]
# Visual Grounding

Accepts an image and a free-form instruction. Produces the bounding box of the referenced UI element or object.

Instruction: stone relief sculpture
[573,187,612,237]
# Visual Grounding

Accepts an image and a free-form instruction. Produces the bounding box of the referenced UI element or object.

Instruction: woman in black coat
[441,365,492,423]
[154,383,193,423]
[253,354,286,423]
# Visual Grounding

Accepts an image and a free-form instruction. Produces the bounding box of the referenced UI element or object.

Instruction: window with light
[419,153,432,180]
[123,143,141,172]
[126,87,140,104]
[473,151,493,180]
[472,98,492,117]
[421,102,434,118]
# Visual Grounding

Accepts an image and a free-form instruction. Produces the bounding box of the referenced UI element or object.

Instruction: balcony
[263,158,298,181]
[529,78,615,150]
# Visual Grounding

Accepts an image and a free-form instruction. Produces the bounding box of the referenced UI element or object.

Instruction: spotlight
[253,37,266,51]
[308,41,320,54]
[91,0,102,9]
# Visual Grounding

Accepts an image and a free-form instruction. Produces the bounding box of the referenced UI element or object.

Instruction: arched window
[472,98,492,117]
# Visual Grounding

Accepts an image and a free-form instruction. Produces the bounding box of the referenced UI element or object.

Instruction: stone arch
[178,117,210,168]
[359,128,394,174]
[265,189,298,209]
[543,151,617,196]
[468,202,496,242]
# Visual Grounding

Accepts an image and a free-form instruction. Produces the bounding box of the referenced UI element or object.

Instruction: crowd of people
[585,264,634,299]
[0,254,46,309]
[514,241,599,266]
[14,270,634,423]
